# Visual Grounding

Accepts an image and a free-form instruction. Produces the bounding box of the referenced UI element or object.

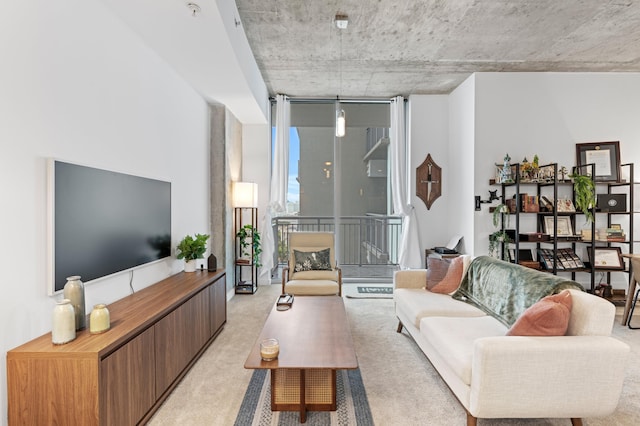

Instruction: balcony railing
[271,215,402,272]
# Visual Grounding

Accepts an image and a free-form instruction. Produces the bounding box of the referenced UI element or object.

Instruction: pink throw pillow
[426,257,451,290]
[430,256,464,294]
[506,290,573,336]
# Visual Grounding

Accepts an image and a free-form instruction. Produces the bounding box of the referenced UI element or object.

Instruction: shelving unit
[492,162,636,299]
[234,206,258,294]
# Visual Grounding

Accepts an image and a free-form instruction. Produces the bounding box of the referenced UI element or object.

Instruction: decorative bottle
[89,304,110,334]
[63,275,86,330]
[208,253,217,271]
[52,299,76,344]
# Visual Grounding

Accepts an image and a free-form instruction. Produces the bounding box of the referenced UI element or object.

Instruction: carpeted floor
[148,283,640,426]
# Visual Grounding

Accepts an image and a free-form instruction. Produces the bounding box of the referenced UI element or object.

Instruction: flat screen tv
[49,160,171,294]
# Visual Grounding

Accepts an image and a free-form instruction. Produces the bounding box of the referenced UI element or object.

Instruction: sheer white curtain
[259,94,290,282]
[390,96,421,269]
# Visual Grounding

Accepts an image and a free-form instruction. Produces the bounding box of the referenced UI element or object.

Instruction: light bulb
[335,109,346,137]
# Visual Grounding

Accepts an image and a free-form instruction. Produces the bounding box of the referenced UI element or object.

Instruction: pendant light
[335,14,348,138]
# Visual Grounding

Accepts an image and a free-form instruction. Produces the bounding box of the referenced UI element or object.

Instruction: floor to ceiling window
[271,99,400,281]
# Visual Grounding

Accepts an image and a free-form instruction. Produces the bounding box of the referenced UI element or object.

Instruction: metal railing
[272,215,402,269]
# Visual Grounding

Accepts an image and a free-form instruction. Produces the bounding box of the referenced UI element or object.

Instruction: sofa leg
[466,412,477,426]
[570,418,583,426]
[396,320,403,333]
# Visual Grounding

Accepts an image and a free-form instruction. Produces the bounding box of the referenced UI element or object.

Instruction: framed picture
[508,248,534,263]
[576,141,621,182]
[556,198,576,212]
[590,247,625,270]
[544,216,574,237]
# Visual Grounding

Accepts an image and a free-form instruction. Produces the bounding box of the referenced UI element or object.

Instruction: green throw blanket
[452,256,584,327]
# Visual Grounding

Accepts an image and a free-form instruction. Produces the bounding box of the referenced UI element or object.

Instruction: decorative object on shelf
[236,224,262,267]
[207,253,217,271]
[568,172,596,223]
[176,233,210,273]
[519,155,540,182]
[576,141,621,182]
[488,203,512,259]
[496,153,514,184]
[558,166,569,181]
[89,304,110,334]
[416,153,441,210]
[52,299,76,345]
[260,338,279,361]
[63,275,85,330]
[590,247,625,270]
[543,216,574,237]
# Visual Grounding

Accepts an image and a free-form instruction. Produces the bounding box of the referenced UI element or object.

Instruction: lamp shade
[233,182,258,207]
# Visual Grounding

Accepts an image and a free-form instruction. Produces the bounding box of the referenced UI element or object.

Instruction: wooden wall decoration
[416,154,441,210]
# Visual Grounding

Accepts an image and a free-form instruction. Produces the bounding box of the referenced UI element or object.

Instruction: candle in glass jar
[260,338,279,361]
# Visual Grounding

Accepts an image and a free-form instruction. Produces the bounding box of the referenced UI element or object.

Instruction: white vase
[184,259,197,273]
[52,299,76,345]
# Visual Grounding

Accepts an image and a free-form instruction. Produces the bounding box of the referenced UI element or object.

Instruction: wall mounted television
[48,160,171,294]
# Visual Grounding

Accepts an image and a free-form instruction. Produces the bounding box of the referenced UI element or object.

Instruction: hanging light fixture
[335,14,348,138]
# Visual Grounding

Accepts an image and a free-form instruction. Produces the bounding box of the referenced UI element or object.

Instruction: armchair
[282,232,342,296]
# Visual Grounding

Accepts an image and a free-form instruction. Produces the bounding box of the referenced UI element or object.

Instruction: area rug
[343,284,393,299]
[234,368,373,425]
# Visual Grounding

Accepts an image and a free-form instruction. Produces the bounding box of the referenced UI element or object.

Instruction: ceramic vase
[64,275,86,330]
[184,259,197,273]
[52,299,76,345]
[90,304,110,334]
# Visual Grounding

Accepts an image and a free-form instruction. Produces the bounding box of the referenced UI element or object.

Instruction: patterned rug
[234,368,373,425]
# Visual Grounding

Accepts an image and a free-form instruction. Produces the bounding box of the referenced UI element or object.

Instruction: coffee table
[244,296,358,423]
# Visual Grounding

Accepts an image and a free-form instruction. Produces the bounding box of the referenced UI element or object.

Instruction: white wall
[408,95,450,265]
[0,1,211,423]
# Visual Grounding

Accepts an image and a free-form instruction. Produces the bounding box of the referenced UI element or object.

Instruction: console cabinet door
[210,275,227,334]
[154,288,209,395]
[101,326,155,426]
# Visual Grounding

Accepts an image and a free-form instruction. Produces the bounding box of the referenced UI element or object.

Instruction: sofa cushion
[285,279,339,295]
[394,288,486,328]
[420,316,508,385]
[426,257,451,290]
[293,248,332,272]
[431,256,464,294]
[507,290,572,336]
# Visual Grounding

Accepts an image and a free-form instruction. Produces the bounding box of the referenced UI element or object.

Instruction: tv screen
[49,160,171,293]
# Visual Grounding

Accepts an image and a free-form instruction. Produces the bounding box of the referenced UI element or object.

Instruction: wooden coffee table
[244,296,358,423]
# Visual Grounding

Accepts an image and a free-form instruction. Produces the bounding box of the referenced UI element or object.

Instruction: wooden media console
[7,269,226,425]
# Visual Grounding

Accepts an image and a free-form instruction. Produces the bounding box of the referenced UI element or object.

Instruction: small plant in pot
[236,224,262,267]
[176,233,210,272]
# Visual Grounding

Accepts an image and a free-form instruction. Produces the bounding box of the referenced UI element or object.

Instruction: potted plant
[236,224,262,267]
[488,203,512,259]
[569,172,596,224]
[176,233,210,272]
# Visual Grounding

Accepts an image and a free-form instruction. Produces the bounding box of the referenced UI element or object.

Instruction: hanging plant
[569,173,596,223]
[489,230,512,259]
[489,203,512,259]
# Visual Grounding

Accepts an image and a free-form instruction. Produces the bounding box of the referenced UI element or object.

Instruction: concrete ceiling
[235,0,640,98]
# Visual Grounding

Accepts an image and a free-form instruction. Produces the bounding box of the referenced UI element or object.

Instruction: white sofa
[394,255,630,426]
